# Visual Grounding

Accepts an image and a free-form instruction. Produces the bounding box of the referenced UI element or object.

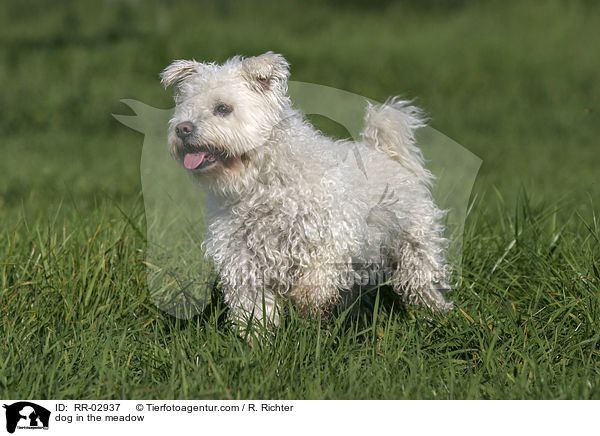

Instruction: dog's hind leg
[362,98,453,313]
[388,211,453,313]
[392,243,453,312]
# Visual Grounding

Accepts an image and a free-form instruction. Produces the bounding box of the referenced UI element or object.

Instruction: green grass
[1,0,599,399]
[2,198,599,399]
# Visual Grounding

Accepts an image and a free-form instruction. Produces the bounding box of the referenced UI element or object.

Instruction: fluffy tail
[361,97,432,182]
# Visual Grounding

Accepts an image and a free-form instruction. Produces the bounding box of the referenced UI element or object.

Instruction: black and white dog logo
[3,402,50,434]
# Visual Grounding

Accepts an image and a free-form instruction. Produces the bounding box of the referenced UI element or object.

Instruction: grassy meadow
[1,0,599,399]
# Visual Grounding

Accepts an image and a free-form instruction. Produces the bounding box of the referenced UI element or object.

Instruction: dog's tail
[361,97,432,182]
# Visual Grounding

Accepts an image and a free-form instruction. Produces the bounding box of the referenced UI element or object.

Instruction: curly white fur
[162,52,452,332]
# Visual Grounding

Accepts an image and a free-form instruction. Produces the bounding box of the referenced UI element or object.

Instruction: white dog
[161,52,452,332]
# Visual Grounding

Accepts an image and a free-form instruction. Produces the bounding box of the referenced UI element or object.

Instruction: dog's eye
[213,103,233,116]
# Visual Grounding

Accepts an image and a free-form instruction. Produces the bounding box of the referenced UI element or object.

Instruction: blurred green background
[1,0,598,216]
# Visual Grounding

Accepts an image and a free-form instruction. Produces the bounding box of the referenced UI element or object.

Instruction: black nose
[175,121,195,138]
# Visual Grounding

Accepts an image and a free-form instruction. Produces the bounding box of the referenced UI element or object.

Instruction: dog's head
[161,52,290,182]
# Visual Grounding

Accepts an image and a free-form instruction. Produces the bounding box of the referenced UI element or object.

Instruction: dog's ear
[160,60,201,88]
[242,52,290,92]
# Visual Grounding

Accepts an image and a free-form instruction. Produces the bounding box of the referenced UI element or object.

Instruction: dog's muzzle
[171,121,217,171]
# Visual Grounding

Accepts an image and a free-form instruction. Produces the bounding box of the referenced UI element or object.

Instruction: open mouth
[182,146,222,171]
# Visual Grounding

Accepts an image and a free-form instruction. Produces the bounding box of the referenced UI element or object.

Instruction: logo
[114,82,481,319]
[2,402,50,434]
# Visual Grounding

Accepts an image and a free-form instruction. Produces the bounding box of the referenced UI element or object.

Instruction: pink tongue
[184,152,207,169]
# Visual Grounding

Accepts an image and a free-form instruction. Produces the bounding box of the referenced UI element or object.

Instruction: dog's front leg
[222,280,283,338]
[288,263,343,317]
